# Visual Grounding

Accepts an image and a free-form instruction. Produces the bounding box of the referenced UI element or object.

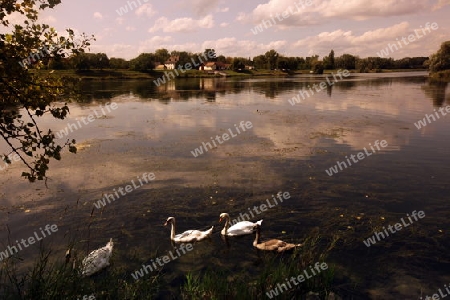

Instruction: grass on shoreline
[0,233,340,299]
[429,70,450,81]
[0,244,161,300]
[32,69,287,80]
[181,234,338,300]
[31,68,432,81]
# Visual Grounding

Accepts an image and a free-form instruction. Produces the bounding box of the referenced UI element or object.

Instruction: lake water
[0,71,449,299]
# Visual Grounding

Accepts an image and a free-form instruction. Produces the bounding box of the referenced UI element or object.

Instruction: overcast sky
[32,0,450,60]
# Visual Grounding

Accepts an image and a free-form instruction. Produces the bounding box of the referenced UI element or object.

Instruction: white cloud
[220,22,229,27]
[289,21,443,58]
[236,12,247,22]
[432,0,450,10]
[1,11,27,28]
[184,0,220,16]
[93,12,103,20]
[315,0,428,20]
[245,0,443,27]
[40,15,56,24]
[126,26,136,31]
[148,15,214,33]
[117,37,290,59]
[247,0,318,27]
[138,36,175,53]
[115,17,125,25]
[201,37,287,57]
[135,3,156,18]
[90,44,136,60]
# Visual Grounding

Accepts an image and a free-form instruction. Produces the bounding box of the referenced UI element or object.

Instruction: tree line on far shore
[36,44,450,74]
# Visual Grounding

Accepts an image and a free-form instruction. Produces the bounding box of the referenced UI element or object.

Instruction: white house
[164,56,179,70]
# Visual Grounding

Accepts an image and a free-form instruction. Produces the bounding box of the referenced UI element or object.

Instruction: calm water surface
[0,71,449,299]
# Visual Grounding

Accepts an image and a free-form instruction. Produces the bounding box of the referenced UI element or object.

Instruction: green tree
[323,50,335,69]
[216,55,227,63]
[109,57,129,69]
[231,58,245,71]
[328,50,335,69]
[429,41,450,72]
[305,55,319,70]
[335,54,356,70]
[277,56,289,70]
[72,53,93,70]
[47,56,69,70]
[94,53,109,69]
[154,48,170,64]
[265,49,279,69]
[170,50,194,69]
[409,57,428,69]
[296,57,306,69]
[1,0,94,181]
[129,53,155,72]
[311,60,324,74]
[253,55,267,69]
[355,57,369,73]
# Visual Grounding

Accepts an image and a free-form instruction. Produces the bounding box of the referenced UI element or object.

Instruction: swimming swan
[219,212,262,236]
[164,217,213,243]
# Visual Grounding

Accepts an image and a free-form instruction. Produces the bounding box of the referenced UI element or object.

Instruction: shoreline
[31,68,431,81]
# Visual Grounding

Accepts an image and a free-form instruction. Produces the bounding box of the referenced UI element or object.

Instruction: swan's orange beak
[219,217,223,222]
[164,221,168,226]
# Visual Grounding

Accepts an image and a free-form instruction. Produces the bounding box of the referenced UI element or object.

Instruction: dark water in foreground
[0,71,449,299]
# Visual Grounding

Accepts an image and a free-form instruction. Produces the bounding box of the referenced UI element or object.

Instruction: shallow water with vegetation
[1,71,449,299]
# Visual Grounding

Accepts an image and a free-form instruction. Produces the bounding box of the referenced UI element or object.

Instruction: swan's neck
[221,216,230,235]
[253,229,260,247]
[170,221,176,240]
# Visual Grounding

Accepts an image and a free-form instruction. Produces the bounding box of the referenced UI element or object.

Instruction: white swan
[80,238,114,276]
[164,217,213,243]
[219,213,262,236]
[253,224,302,252]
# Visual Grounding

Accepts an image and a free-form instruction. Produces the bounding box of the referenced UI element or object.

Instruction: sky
[14,0,450,60]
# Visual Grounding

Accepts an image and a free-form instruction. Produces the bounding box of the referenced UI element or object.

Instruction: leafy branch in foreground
[0,0,94,181]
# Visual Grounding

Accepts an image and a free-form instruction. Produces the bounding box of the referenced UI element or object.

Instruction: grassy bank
[181,235,338,300]
[429,70,450,81]
[31,69,298,81]
[31,68,431,81]
[0,233,340,299]
[32,69,156,80]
